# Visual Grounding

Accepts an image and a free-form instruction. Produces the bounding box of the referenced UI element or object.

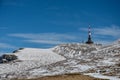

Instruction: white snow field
[0,39,120,80]
[14,48,65,62]
[0,48,65,80]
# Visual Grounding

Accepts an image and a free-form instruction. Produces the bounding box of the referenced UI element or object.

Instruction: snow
[97,58,116,66]
[53,42,120,79]
[14,48,65,62]
[102,59,115,65]
[0,40,120,80]
[72,65,94,72]
[0,48,65,79]
[85,73,120,80]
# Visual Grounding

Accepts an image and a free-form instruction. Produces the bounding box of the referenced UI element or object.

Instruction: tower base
[86,39,94,44]
[86,41,94,44]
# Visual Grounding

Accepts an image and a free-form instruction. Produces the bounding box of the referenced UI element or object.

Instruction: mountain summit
[0,40,120,80]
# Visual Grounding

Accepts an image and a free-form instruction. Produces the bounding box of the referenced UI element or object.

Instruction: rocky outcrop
[0,54,18,63]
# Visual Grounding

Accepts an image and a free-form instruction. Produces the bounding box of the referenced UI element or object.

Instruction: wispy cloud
[79,25,120,44]
[9,33,78,45]
[94,25,120,37]
[80,25,120,38]
[9,25,120,45]
[0,43,17,49]
[26,40,65,45]
[9,33,77,40]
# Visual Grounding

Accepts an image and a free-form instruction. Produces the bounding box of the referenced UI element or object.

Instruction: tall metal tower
[86,25,94,44]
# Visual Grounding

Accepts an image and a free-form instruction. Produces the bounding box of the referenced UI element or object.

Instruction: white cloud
[26,40,65,45]
[9,33,77,40]
[9,25,120,45]
[80,25,120,38]
[79,25,120,44]
[9,33,77,44]
[94,25,120,37]
[0,43,17,49]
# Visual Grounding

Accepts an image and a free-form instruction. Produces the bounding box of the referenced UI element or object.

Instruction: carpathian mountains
[0,39,120,80]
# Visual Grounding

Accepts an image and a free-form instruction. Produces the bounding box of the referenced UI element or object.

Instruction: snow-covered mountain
[0,40,120,80]
[52,41,120,80]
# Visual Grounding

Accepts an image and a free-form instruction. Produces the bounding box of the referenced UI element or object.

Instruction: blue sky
[0,0,120,53]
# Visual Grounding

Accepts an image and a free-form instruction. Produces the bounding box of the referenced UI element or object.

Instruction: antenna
[86,25,94,44]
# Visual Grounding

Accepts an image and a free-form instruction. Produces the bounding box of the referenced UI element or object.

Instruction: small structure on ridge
[86,25,94,44]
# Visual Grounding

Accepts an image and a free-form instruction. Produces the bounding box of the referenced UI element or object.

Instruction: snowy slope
[53,43,102,59]
[52,41,120,80]
[14,48,65,63]
[0,40,120,80]
[0,48,65,80]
